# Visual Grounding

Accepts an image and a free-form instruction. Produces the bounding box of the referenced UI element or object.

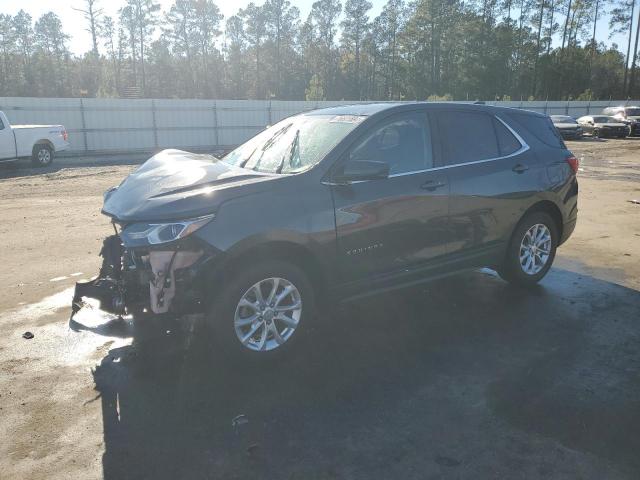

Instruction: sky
[0,0,633,58]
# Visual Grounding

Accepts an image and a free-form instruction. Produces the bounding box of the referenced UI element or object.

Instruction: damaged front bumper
[72,232,214,317]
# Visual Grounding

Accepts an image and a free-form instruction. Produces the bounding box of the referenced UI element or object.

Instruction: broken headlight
[120,214,215,247]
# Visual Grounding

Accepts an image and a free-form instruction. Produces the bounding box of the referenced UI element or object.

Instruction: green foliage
[305,73,325,100]
[426,93,453,101]
[0,1,638,100]
[576,88,595,100]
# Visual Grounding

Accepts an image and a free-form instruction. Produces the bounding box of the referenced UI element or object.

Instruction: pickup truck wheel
[208,260,315,362]
[497,212,558,287]
[32,144,53,167]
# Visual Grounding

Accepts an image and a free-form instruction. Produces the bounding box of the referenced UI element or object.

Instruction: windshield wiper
[277,129,300,174]
[241,124,293,170]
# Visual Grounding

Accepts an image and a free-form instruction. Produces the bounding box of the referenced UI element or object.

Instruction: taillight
[566,155,579,174]
[62,129,68,141]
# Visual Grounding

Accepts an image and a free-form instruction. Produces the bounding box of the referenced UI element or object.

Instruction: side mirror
[333,160,390,183]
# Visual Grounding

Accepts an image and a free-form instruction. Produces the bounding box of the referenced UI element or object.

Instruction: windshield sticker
[330,115,366,124]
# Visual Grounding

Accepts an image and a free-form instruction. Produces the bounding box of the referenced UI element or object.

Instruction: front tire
[208,260,315,361]
[31,144,53,167]
[498,212,558,287]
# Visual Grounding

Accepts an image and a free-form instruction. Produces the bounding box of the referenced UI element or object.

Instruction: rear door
[330,110,450,285]
[435,109,541,262]
[0,115,16,160]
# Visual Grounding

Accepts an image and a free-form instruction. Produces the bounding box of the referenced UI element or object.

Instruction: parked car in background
[550,115,583,140]
[73,103,578,360]
[602,106,640,136]
[0,111,69,167]
[577,115,629,138]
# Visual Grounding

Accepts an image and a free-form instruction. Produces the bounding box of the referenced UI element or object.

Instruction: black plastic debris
[434,455,461,467]
[232,414,249,428]
[22,331,34,339]
[247,443,260,455]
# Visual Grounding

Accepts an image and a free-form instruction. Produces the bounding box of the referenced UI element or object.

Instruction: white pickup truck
[0,110,69,167]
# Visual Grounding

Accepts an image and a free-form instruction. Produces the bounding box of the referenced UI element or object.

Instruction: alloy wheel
[233,277,302,352]
[519,223,552,275]
[37,148,51,165]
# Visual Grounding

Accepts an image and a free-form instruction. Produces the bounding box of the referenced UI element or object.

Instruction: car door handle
[512,163,529,174]
[421,180,447,191]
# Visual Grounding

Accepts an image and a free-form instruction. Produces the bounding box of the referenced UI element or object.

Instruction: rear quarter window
[437,111,499,165]
[508,112,565,148]
[493,118,522,156]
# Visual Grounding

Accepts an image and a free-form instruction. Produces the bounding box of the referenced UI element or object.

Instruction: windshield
[223,114,365,174]
[551,116,576,124]
[625,108,640,116]
[592,116,612,123]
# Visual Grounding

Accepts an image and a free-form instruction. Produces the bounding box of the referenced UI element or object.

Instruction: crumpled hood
[102,149,274,222]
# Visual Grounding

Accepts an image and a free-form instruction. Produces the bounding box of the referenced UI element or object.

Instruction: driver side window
[349,112,432,175]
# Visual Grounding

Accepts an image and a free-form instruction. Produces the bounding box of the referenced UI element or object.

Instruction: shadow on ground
[79,268,640,479]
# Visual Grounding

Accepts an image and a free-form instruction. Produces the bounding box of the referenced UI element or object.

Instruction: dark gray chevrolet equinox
[72,102,578,359]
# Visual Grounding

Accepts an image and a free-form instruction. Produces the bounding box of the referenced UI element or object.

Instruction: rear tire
[207,260,315,362]
[497,212,559,287]
[31,144,53,167]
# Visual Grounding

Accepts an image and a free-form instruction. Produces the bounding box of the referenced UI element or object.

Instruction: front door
[330,111,450,285]
[0,116,16,160]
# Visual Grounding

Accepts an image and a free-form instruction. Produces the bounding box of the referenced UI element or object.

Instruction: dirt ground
[0,138,639,479]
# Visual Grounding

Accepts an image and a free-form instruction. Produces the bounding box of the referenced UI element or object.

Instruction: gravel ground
[0,138,639,479]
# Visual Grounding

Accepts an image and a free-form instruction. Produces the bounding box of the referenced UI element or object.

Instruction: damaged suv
[73,103,578,358]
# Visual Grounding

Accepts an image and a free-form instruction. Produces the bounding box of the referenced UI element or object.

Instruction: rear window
[626,108,640,116]
[437,111,499,165]
[494,118,522,156]
[509,113,564,148]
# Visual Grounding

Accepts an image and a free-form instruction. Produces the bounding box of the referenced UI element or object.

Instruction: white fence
[0,97,638,156]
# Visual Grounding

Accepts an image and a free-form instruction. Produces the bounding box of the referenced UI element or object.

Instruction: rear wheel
[31,144,53,167]
[207,260,315,361]
[498,212,558,287]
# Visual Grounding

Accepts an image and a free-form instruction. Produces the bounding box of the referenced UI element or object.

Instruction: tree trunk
[623,0,636,95]
[561,0,573,49]
[591,0,600,53]
[139,24,146,95]
[629,4,640,96]
[532,0,545,97]
[355,37,361,99]
[547,0,556,54]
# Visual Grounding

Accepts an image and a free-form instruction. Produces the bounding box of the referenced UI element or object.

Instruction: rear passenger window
[509,113,564,148]
[494,118,521,156]
[437,111,499,165]
[350,112,432,175]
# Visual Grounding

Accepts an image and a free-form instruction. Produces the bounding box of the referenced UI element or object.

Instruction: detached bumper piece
[72,235,127,316]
